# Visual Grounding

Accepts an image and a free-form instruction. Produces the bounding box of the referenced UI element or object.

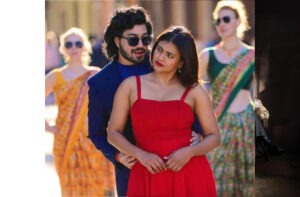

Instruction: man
[87,6,154,196]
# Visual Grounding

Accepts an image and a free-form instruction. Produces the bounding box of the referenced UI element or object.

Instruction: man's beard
[119,43,146,64]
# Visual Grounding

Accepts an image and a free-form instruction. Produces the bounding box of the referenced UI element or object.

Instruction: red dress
[127,76,217,197]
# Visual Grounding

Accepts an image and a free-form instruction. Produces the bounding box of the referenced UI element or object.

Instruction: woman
[45,27,115,197]
[198,0,255,196]
[108,26,220,197]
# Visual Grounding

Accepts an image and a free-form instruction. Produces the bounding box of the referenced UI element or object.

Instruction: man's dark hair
[151,26,199,87]
[102,5,153,60]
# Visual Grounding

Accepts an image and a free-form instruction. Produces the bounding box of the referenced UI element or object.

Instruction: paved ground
[255,152,300,196]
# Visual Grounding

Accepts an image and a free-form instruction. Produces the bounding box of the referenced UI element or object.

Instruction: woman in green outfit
[199,0,255,196]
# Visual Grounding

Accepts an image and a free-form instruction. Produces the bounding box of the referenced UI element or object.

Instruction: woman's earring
[178,66,181,73]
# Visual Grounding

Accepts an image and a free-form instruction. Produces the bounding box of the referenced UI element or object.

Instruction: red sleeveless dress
[127,76,217,197]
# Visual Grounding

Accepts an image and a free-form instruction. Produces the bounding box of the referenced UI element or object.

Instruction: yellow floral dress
[52,68,115,197]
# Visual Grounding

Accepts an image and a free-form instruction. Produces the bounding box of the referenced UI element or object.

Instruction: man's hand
[117,152,137,169]
[190,131,202,146]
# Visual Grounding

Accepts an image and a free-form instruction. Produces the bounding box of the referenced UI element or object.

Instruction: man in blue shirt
[87,6,154,196]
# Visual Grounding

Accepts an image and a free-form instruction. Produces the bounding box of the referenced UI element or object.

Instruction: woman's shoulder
[51,66,65,73]
[45,66,67,87]
[242,43,255,51]
[189,83,210,99]
[85,66,101,75]
[200,46,217,55]
[120,76,137,87]
[189,83,203,93]
[199,46,218,61]
[87,65,101,72]
[46,66,65,78]
[116,76,137,95]
[124,73,149,83]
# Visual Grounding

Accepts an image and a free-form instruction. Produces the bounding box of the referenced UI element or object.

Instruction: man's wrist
[115,152,120,163]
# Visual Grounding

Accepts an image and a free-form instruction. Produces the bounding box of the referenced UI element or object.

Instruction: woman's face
[152,40,182,73]
[64,34,85,60]
[215,8,240,39]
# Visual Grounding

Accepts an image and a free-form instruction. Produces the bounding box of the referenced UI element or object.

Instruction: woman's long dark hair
[151,26,199,87]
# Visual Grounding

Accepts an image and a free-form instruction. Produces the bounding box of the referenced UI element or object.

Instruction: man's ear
[114,37,120,48]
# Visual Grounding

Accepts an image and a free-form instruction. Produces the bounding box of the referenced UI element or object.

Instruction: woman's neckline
[212,46,249,65]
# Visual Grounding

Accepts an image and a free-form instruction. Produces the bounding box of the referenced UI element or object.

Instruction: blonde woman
[45,27,115,197]
[199,1,255,196]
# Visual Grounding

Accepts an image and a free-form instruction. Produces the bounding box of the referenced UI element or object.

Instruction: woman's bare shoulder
[242,43,255,51]
[118,76,137,91]
[123,76,137,83]
[86,65,101,72]
[190,83,209,98]
[199,48,210,57]
[46,66,65,79]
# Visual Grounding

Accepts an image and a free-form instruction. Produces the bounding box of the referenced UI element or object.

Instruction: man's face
[116,24,152,65]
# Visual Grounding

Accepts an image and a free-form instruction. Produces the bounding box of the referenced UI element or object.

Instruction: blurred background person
[199,0,255,196]
[45,30,63,74]
[89,34,109,68]
[45,27,115,197]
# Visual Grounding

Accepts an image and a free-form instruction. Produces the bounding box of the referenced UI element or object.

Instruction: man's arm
[87,80,120,166]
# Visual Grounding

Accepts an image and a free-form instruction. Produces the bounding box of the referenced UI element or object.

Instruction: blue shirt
[117,61,151,81]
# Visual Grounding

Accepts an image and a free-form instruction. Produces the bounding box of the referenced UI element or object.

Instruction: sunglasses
[65,41,83,49]
[214,16,231,26]
[120,35,152,47]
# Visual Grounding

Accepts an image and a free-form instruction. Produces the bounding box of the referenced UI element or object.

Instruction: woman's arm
[190,85,221,154]
[199,49,213,99]
[198,49,210,82]
[45,70,56,97]
[45,70,58,134]
[107,77,166,174]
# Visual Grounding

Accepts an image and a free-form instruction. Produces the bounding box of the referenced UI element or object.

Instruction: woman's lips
[155,61,164,67]
[219,28,227,34]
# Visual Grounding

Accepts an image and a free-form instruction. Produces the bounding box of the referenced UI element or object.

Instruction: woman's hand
[165,147,193,172]
[136,151,166,174]
[47,125,58,135]
[45,120,58,134]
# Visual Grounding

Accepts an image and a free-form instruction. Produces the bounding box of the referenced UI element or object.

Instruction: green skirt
[207,105,255,197]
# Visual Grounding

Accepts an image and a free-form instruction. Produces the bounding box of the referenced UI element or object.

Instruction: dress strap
[180,87,192,101]
[136,76,141,99]
[53,68,65,86]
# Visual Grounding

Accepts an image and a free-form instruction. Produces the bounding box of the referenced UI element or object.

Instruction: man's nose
[136,38,144,47]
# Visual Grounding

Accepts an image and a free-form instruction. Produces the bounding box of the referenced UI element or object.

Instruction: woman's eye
[167,53,174,58]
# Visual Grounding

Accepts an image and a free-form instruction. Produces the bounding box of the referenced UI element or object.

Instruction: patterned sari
[207,49,255,197]
[52,69,115,197]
